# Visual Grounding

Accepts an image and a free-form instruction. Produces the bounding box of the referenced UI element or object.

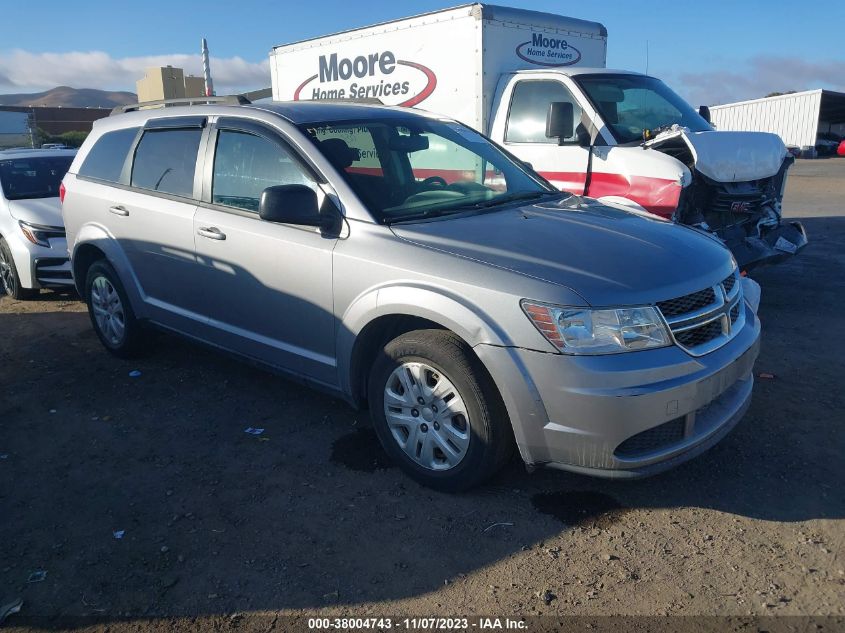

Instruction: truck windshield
[0,155,74,201]
[300,117,557,223]
[575,74,711,144]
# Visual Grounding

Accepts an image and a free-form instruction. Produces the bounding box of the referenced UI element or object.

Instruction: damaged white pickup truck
[269,3,807,270]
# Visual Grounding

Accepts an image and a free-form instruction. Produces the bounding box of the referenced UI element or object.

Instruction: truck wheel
[0,238,38,300]
[368,329,513,492]
[84,260,144,358]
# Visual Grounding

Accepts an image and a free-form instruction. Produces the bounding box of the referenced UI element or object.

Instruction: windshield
[299,117,557,223]
[575,74,712,144]
[0,155,74,200]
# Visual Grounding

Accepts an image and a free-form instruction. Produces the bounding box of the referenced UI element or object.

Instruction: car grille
[710,182,764,216]
[656,287,717,318]
[674,318,723,348]
[722,272,736,294]
[656,269,744,356]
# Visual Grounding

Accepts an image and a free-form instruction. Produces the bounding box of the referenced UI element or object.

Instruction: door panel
[105,126,205,325]
[491,76,592,195]
[193,208,336,383]
[193,125,337,384]
[108,188,200,321]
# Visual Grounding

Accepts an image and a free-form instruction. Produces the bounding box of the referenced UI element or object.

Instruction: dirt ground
[1,159,843,631]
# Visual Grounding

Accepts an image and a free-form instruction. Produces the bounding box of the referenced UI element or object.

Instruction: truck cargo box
[270,3,607,132]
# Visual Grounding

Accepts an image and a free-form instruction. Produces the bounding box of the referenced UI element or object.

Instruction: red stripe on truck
[539,171,682,218]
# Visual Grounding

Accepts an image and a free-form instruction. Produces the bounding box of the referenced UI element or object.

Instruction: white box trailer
[270,3,806,270]
[271,4,607,134]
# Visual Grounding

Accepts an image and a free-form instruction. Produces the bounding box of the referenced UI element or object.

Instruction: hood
[7,197,64,227]
[647,126,787,182]
[390,196,734,307]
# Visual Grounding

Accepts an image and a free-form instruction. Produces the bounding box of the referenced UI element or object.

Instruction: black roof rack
[111,94,251,116]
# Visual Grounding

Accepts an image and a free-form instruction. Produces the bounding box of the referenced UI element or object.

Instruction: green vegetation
[34,128,89,148]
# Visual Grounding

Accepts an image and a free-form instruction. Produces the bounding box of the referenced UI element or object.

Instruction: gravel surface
[1,159,843,631]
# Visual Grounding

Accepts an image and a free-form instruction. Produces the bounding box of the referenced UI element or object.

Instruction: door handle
[108,205,129,216]
[197,226,226,241]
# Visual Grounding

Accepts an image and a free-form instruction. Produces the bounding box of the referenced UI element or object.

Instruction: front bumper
[476,301,761,478]
[726,220,808,272]
[5,232,73,289]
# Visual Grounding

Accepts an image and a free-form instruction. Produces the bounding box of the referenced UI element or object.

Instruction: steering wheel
[421,176,448,188]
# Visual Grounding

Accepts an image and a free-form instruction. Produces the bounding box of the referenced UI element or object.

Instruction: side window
[78,127,140,183]
[131,128,202,197]
[212,129,316,213]
[505,81,582,144]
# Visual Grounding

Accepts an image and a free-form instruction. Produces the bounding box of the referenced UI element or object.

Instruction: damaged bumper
[728,219,808,271]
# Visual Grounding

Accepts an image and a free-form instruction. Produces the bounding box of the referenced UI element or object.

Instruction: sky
[0,0,843,106]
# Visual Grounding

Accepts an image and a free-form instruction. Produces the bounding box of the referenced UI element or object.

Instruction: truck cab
[488,68,807,270]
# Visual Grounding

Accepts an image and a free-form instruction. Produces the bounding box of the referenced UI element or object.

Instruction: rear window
[131,128,202,197]
[0,156,74,200]
[78,127,139,183]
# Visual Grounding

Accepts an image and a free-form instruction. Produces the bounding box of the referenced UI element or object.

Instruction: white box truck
[270,3,806,269]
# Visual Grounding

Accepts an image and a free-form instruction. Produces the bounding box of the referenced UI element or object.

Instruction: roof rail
[111,94,251,116]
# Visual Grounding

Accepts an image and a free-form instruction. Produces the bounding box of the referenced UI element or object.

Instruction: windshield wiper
[384,190,566,225]
[466,190,565,209]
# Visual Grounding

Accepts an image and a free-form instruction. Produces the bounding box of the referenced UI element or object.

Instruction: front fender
[336,283,512,397]
[72,223,147,318]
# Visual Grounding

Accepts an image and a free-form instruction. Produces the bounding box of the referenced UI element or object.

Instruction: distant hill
[0,86,136,108]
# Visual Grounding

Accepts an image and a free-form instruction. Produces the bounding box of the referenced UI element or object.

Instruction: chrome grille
[657,270,744,356]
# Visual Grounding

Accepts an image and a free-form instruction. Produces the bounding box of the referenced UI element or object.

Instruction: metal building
[709,89,845,152]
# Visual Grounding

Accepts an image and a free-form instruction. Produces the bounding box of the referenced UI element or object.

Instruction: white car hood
[7,197,64,227]
[647,127,787,182]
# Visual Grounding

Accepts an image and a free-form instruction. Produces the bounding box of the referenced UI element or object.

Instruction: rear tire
[84,260,144,358]
[0,238,38,300]
[368,329,513,492]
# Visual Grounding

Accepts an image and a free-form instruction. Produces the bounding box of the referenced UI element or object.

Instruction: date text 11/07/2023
[307,617,529,630]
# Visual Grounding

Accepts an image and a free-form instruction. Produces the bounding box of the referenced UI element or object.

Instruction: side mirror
[698,105,711,124]
[546,102,574,143]
[259,185,331,229]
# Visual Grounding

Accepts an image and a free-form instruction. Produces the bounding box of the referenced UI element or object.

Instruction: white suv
[0,148,77,298]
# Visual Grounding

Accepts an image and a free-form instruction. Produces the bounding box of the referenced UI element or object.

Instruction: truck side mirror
[546,102,574,143]
[698,105,711,124]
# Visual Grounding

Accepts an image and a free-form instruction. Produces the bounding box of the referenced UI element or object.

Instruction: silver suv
[62,98,761,491]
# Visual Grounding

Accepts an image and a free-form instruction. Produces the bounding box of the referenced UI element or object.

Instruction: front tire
[368,329,513,492]
[0,238,38,300]
[85,260,144,358]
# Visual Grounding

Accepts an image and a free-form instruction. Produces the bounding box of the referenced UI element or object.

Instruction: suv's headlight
[521,301,671,354]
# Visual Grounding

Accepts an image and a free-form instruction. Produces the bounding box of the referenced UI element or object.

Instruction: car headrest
[319,138,360,169]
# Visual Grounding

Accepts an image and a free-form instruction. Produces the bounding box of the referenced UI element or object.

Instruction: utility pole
[201,38,215,97]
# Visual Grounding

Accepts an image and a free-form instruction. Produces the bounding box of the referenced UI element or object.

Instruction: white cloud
[0,49,270,94]
[672,56,845,106]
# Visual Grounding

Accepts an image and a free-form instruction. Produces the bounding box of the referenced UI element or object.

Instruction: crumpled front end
[648,127,808,271]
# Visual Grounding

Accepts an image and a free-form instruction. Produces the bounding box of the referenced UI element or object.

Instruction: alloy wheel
[0,246,15,296]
